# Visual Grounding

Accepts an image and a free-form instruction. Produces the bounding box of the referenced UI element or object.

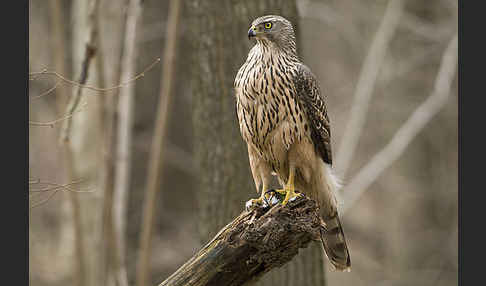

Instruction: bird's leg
[277,166,302,206]
[249,182,270,205]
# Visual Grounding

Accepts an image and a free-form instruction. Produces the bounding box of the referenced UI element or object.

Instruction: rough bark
[186,1,326,285]
[158,196,322,286]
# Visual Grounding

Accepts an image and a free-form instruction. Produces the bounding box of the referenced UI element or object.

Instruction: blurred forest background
[29,0,458,286]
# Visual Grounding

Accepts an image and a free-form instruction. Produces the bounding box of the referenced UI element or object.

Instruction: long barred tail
[319,213,351,272]
[319,164,351,271]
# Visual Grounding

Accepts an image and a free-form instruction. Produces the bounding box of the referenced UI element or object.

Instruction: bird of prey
[234,15,351,271]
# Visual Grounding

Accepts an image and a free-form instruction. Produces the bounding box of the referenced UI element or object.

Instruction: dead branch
[157,196,323,286]
[341,33,458,214]
[58,0,101,143]
[29,178,86,193]
[29,58,160,93]
[29,102,87,127]
[29,178,95,209]
[29,80,61,100]
[335,0,405,179]
[28,57,159,128]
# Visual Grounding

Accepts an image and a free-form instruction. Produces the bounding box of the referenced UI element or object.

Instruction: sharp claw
[247,187,302,210]
[263,195,270,207]
[281,190,302,206]
[264,189,277,196]
[262,189,276,207]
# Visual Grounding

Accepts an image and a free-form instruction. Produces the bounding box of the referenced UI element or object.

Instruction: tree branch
[335,0,405,178]
[59,0,101,143]
[157,196,323,286]
[341,33,458,214]
[29,58,160,93]
[29,102,87,127]
[29,179,95,209]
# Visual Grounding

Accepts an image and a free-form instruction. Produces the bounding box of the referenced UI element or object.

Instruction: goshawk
[234,15,351,271]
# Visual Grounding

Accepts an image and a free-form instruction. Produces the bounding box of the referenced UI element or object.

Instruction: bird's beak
[248,26,257,40]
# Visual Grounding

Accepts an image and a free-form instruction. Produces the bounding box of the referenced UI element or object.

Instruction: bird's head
[248,15,297,55]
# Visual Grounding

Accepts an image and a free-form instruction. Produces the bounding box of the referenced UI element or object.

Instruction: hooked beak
[248,26,257,39]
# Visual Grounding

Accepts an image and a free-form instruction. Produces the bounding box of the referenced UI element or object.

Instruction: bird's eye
[264,22,272,29]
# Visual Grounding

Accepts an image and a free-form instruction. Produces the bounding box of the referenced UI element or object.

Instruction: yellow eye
[264,22,272,29]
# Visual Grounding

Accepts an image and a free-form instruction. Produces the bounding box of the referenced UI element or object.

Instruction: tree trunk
[186,1,326,285]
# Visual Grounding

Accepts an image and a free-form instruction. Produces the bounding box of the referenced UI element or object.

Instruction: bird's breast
[235,63,309,166]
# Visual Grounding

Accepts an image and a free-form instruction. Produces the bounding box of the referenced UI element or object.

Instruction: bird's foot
[275,186,302,206]
[246,190,281,211]
[245,197,261,211]
[249,196,264,206]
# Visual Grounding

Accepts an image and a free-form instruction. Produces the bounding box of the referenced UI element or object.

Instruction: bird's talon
[264,189,277,196]
[273,189,287,195]
[261,189,282,207]
[289,192,302,202]
[280,188,301,206]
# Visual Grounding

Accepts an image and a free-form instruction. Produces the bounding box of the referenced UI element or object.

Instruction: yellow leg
[250,195,264,205]
[277,167,301,206]
[250,184,270,205]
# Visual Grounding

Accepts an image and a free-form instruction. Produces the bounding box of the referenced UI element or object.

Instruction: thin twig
[341,33,458,214]
[29,179,96,209]
[30,188,64,209]
[335,0,405,179]
[29,178,86,192]
[29,102,88,127]
[29,58,160,93]
[136,1,181,286]
[29,80,61,100]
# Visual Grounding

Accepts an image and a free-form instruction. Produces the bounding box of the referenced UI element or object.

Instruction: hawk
[234,15,351,271]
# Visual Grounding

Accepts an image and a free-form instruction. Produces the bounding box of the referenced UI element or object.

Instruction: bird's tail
[319,213,351,272]
[318,164,351,271]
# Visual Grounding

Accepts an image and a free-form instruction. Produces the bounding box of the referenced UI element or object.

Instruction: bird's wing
[293,63,333,165]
